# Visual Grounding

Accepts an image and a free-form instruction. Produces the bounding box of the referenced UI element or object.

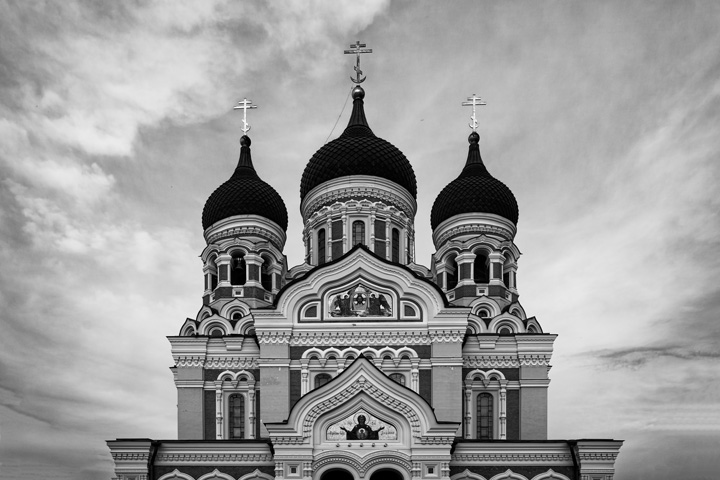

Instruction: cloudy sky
[1,1,719,479]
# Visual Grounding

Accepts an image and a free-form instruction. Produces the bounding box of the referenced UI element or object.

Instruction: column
[300,360,309,395]
[248,387,256,439]
[456,252,477,286]
[464,387,472,439]
[411,359,420,393]
[215,388,223,439]
[499,381,507,440]
[488,252,506,286]
[216,253,232,287]
[244,253,262,287]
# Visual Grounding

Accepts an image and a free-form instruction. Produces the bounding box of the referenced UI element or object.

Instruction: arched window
[474,253,489,283]
[317,228,326,265]
[389,373,405,386]
[314,373,332,388]
[208,255,218,291]
[476,393,493,439]
[228,394,245,439]
[231,311,243,321]
[261,257,272,291]
[352,221,365,246]
[446,255,458,290]
[498,325,513,335]
[209,327,224,337]
[527,325,538,333]
[391,228,400,263]
[231,253,246,286]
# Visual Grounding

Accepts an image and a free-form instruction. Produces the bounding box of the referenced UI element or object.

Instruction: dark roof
[430,132,518,230]
[202,136,288,231]
[300,86,417,201]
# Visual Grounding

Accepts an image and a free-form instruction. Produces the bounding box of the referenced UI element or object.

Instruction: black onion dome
[430,132,518,230]
[300,86,417,200]
[202,135,288,231]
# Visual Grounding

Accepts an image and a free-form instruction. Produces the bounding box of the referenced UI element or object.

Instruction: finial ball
[352,85,365,100]
[240,135,251,147]
[468,131,480,144]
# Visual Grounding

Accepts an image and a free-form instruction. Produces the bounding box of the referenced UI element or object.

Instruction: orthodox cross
[344,40,372,84]
[233,98,258,134]
[462,94,486,132]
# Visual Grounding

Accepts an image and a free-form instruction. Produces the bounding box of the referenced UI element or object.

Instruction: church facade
[107,52,623,480]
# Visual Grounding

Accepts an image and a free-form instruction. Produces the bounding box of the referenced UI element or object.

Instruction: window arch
[474,252,490,283]
[231,252,246,286]
[208,327,224,337]
[389,373,406,386]
[317,228,326,265]
[228,394,245,439]
[208,254,218,291]
[391,228,400,263]
[498,325,514,335]
[352,221,365,246]
[477,393,493,439]
[314,373,332,388]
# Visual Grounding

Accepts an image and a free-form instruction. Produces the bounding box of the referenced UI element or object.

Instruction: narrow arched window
[261,257,272,291]
[231,253,246,286]
[389,373,405,386]
[391,228,400,263]
[229,394,245,439]
[446,256,458,290]
[474,253,489,283]
[314,373,332,388]
[477,393,493,439]
[352,221,365,246]
[317,228,326,265]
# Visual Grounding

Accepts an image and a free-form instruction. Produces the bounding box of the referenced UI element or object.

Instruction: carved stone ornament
[329,283,393,318]
[327,410,398,441]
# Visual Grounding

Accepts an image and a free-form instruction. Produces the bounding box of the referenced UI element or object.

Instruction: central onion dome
[431,132,518,230]
[202,135,288,231]
[300,86,417,201]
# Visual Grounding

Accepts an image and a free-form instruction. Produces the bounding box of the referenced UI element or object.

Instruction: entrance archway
[320,468,355,480]
[369,468,404,480]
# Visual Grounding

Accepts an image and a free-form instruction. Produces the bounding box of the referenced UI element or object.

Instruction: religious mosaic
[329,283,393,318]
[326,410,398,442]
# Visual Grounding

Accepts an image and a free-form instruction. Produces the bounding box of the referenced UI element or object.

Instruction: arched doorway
[369,468,404,480]
[320,468,354,480]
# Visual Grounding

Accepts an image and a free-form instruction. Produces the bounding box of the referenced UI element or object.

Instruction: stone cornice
[173,356,259,369]
[204,214,287,250]
[155,452,274,464]
[433,212,517,248]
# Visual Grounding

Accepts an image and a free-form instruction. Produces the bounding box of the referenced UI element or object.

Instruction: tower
[107,45,623,480]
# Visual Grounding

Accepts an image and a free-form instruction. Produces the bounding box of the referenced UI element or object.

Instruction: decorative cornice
[463,356,520,368]
[173,356,259,369]
[518,354,552,366]
[257,332,293,345]
[111,453,150,461]
[451,453,572,464]
[286,331,432,346]
[156,453,273,464]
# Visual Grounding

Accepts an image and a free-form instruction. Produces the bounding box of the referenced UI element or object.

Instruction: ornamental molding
[434,223,514,248]
[111,453,150,461]
[451,453,572,463]
[302,176,417,221]
[313,451,413,476]
[257,332,293,345]
[155,453,273,464]
[576,452,620,461]
[172,356,260,369]
[518,354,552,366]
[288,331,432,346]
[207,225,284,249]
[463,356,520,368]
[429,330,465,343]
[302,377,423,440]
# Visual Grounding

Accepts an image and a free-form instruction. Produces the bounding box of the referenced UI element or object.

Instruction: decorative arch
[469,297,501,318]
[213,370,257,440]
[488,314,525,334]
[199,317,233,336]
[314,462,360,480]
[219,299,250,319]
[158,470,195,480]
[464,369,508,440]
[488,470,528,480]
[530,470,571,480]
[198,470,236,480]
[238,469,275,480]
[451,469,489,480]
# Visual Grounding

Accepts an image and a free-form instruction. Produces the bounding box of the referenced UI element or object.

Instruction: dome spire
[232,98,259,173]
[460,94,490,177]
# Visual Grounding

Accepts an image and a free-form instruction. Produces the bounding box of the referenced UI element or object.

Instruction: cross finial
[233,98,258,134]
[462,94,487,132]
[344,40,373,84]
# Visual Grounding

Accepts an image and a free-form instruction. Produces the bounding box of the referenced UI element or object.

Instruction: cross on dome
[462,94,486,132]
[344,40,373,84]
[233,98,258,135]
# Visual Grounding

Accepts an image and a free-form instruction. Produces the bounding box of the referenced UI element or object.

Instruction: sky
[0,0,719,479]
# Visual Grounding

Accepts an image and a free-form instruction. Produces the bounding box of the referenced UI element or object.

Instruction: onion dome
[202,135,288,231]
[430,132,518,230]
[300,86,417,200]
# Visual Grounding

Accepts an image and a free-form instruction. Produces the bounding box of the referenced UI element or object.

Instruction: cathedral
[107,45,623,480]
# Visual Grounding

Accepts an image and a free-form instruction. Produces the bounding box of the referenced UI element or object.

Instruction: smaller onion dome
[202,135,288,231]
[430,132,518,230]
[300,85,417,200]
